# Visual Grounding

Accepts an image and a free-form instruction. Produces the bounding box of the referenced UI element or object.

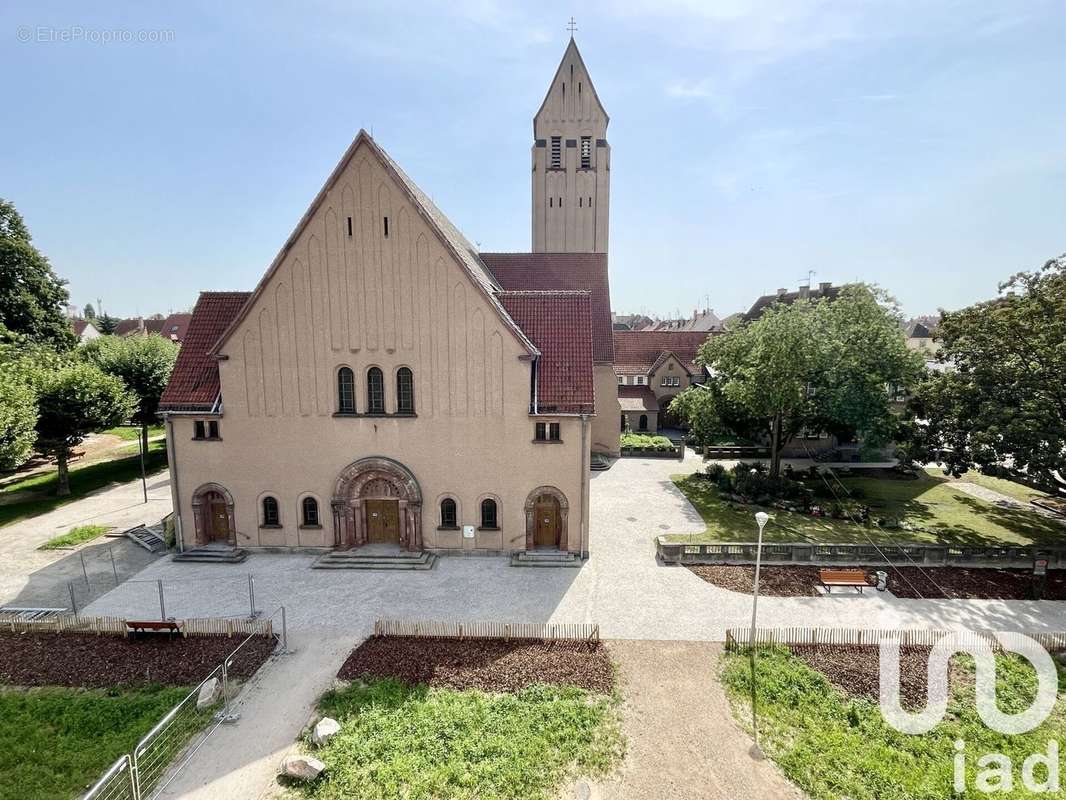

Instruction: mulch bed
[338,636,614,695]
[0,632,277,688]
[787,644,932,706]
[687,563,1066,600]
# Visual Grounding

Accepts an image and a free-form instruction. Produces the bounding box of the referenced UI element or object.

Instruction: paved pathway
[0,470,171,610]
[80,453,1066,799]
[951,480,1066,522]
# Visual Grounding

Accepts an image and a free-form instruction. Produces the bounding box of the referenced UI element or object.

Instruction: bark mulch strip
[687,563,1066,600]
[0,632,276,688]
[787,644,932,706]
[338,636,614,695]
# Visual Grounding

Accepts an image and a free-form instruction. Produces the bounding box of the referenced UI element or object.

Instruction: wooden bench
[819,569,869,594]
[125,620,184,639]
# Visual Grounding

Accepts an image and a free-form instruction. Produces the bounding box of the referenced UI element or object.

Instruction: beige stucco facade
[532,39,609,254]
[167,137,591,556]
[591,363,620,455]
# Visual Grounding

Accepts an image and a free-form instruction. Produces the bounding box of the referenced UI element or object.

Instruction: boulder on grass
[280,755,325,782]
[312,717,341,747]
[196,678,221,711]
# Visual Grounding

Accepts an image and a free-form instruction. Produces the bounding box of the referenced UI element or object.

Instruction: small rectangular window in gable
[194,421,205,439]
[534,422,547,441]
[549,422,561,441]
[208,421,220,439]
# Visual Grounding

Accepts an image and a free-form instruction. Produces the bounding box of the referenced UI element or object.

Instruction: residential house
[613,331,711,433]
[743,282,843,323]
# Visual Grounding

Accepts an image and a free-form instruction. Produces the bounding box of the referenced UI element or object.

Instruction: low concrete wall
[657,538,1066,569]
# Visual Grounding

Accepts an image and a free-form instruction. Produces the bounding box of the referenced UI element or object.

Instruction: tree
[83,303,96,320]
[0,199,76,351]
[96,314,119,335]
[671,285,924,476]
[33,363,135,496]
[904,255,1066,495]
[81,334,178,453]
[0,365,37,471]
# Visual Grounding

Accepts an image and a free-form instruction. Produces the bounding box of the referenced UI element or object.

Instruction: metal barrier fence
[79,607,288,800]
[70,572,263,620]
[374,617,600,642]
[83,754,137,800]
[724,626,1066,653]
[657,538,1066,568]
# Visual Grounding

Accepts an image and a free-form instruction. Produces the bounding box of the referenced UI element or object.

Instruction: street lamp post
[748,510,770,755]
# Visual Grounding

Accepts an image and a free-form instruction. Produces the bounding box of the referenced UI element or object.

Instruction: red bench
[819,569,869,594]
[125,620,184,639]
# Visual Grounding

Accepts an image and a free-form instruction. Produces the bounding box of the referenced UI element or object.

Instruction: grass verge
[720,646,1066,800]
[0,685,192,800]
[667,469,1064,546]
[303,677,623,800]
[103,425,164,441]
[38,524,111,550]
[0,443,167,529]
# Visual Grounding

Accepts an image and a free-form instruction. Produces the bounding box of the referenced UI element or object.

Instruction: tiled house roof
[144,319,166,335]
[498,291,595,415]
[72,319,95,336]
[743,284,845,322]
[113,318,143,336]
[161,313,193,343]
[618,385,657,412]
[612,331,711,375]
[159,292,250,412]
[481,252,614,364]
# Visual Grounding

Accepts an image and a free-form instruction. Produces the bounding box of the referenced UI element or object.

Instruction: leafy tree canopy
[671,285,924,474]
[97,314,119,335]
[0,199,76,351]
[903,254,1066,495]
[33,362,135,495]
[83,303,96,320]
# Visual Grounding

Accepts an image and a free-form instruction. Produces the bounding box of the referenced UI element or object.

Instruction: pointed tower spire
[531,36,610,253]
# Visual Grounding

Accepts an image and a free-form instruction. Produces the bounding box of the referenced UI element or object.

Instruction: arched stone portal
[331,457,423,551]
[191,483,236,547]
[524,486,569,551]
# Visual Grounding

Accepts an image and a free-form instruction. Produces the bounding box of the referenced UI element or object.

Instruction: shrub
[705,463,726,481]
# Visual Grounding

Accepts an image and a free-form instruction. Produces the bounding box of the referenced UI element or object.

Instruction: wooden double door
[365,499,400,544]
[533,494,561,549]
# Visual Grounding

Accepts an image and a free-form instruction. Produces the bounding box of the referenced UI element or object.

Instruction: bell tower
[532,36,610,253]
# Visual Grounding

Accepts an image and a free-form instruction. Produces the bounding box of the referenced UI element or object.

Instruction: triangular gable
[533,38,609,134]
[210,130,537,359]
[649,350,693,377]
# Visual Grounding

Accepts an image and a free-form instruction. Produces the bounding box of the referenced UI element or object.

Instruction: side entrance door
[533,495,560,548]
[366,499,400,544]
[207,493,230,543]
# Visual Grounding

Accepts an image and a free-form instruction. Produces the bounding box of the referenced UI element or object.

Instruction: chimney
[776,288,787,298]
[798,285,810,300]
[692,308,698,321]
[819,281,831,293]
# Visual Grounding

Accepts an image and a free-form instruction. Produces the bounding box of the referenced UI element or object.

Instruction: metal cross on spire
[567,17,578,37]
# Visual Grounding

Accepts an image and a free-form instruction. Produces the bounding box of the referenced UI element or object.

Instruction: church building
[159,37,617,560]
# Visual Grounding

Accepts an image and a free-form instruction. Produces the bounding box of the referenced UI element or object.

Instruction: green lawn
[667,469,1065,546]
[0,685,192,800]
[720,646,1066,800]
[0,442,167,529]
[303,678,623,800]
[38,524,111,550]
[103,424,165,442]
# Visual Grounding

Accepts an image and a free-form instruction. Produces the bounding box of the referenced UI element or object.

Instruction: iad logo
[879,632,1061,793]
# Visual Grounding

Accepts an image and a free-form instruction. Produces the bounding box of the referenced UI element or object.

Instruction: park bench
[125,620,184,639]
[818,568,869,594]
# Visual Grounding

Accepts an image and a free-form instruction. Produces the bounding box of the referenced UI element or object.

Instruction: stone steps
[510,550,583,568]
[173,547,248,564]
[311,550,438,570]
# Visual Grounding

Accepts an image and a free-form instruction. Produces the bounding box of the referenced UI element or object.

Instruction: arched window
[639,414,648,431]
[480,498,498,529]
[301,497,319,527]
[337,367,355,413]
[439,498,457,528]
[367,367,385,414]
[396,367,415,414]
[262,496,280,527]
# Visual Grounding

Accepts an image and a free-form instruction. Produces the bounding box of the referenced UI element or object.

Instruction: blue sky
[2,1,1064,320]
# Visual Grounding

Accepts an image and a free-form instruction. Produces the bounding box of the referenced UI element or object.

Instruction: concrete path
[0,470,171,609]
[951,480,1066,522]
[568,641,804,800]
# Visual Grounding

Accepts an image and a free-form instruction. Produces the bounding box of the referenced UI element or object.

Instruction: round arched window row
[367,367,385,414]
[301,496,320,527]
[439,497,457,529]
[262,496,280,527]
[337,367,355,413]
[396,367,415,414]
[480,498,498,529]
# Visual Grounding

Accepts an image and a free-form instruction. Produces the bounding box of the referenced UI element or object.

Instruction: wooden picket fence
[725,626,1066,653]
[374,618,600,643]
[0,612,273,638]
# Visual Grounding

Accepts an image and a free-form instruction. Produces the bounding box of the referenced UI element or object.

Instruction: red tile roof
[161,313,193,343]
[159,293,250,412]
[498,291,595,415]
[613,330,713,375]
[481,252,613,364]
[618,385,657,412]
[71,319,95,336]
[114,318,144,336]
[144,319,166,335]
